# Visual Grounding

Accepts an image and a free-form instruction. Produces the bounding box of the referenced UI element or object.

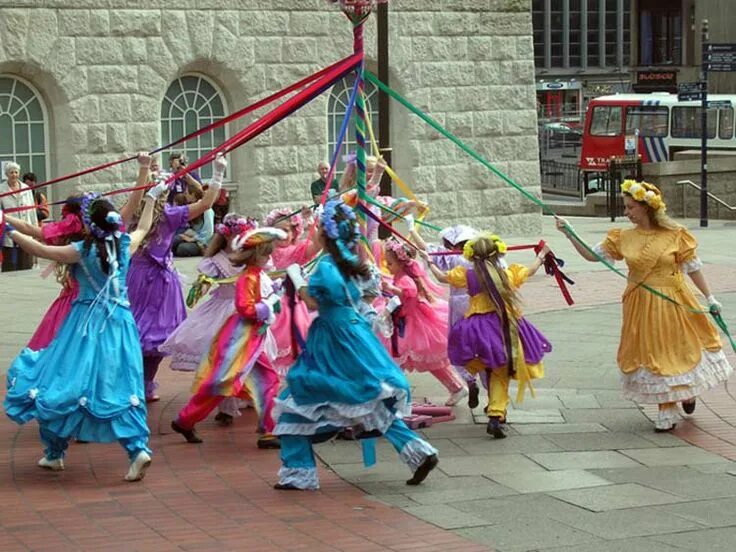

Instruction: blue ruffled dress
[4,234,150,455]
[273,255,412,437]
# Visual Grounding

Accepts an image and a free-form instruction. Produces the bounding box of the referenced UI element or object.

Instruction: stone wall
[0,0,541,235]
[642,158,736,221]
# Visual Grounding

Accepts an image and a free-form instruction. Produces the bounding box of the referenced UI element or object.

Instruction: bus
[579,93,736,172]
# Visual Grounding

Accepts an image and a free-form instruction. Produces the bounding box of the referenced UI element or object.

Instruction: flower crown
[384,238,413,264]
[321,199,361,265]
[265,207,303,237]
[463,233,507,260]
[621,180,666,212]
[216,214,256,238]
[81,192,122,240]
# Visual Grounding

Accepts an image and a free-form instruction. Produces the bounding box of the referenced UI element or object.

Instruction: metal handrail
[676,179,736,212]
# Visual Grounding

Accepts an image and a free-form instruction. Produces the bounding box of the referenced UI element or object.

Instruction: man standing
[310,161,336,204]
[1,162,37,271]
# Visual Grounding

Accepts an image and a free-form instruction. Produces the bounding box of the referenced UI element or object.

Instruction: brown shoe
[406,454,438,486]
[682,399,696,415]
[171,420,203,443]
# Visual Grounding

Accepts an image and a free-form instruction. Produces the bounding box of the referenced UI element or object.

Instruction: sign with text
[705,43,736,72]
[678,82,706,102]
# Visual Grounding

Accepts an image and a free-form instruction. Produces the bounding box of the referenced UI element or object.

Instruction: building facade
[0,0,543,236]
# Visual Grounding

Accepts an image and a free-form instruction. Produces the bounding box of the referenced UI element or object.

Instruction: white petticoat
[621,349,733,404]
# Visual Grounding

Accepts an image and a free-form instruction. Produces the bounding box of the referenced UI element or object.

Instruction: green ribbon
[364,70,736,352]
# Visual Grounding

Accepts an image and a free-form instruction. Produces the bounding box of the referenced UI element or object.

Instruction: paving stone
[562,409,653,432]
[689,460,736,474]
[455,517,603,552]
[513,423,608,435]
[652,496,736,528]
[403,504,491,529]
[591,466,736,500]
[506,409,566,424]
[404,481,519,505]
[544,432,660,451]
[550,483,685,512]
[620,447,729,467]
[488,469,613,493]
[528,451,641,470]
[452,435,562,455]
[438,454,546,476]
[547,507,708,541]
[651,526,736,551]
[539,536,691,551]
[559,395,601,409]
[634,430,687,447]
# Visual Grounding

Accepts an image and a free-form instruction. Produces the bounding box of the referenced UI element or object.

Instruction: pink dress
[27,215,85,351]
[269,240,313,375]
[160,251,241,372]
[385,271,451,373]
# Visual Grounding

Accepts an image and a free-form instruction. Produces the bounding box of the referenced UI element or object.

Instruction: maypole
[332,0,388,230]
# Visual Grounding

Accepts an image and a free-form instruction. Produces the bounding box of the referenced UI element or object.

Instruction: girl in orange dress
[557,181,732,431]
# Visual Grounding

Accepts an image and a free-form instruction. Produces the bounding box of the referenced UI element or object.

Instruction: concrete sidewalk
[1,215,736,551]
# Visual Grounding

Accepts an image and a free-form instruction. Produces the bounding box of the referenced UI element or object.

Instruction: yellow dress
[596,226,732,404]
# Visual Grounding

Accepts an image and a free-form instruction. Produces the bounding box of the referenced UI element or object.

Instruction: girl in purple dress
[127,155,226,401]
[426,234,552,438]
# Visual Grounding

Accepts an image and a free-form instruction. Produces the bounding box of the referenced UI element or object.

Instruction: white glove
[403,213,415,232]
[707,294,723,312]
[211,153,227,187]
[264,293,280,309]
[386,295,402,314]
[146,182,168,200]
[137,152,151,167]
[285,263,307,290]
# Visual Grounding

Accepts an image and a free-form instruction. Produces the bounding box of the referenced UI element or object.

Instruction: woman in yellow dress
[556,180,732,431]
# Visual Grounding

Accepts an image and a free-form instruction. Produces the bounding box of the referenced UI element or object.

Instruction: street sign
[707,100,733,109]
[678,82,706,102]
[704,43,736,72]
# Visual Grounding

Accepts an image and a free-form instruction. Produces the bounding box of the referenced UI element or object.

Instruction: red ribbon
[0,54,359,201]
[534,240,575,306]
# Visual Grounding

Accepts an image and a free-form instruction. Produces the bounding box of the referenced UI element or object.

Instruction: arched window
[160,75,226,180]
[0,76,48,182]
[327,75,380,176]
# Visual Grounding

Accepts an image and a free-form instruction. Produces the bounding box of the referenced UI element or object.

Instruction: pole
[351,11,368,230]
[377,1,391,198]
[700,19,709,228]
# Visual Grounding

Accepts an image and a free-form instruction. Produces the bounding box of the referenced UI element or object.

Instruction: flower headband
[81,192,122,240]
[265,207,304,237]
[321,199,361,265]
[384,238,413,264]
[621,180,666,212]
[463,233,508,261]
[216,214,256,238]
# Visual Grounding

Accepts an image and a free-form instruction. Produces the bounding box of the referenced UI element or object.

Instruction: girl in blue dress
[273,199,438,491]
[3,169,163,482]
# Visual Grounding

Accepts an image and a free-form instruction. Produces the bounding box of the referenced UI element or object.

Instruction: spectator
[22,173,49,225]
[168,152,202,203]
[1,162,37,271]
[172,183,214,257]
[310,161,336,204]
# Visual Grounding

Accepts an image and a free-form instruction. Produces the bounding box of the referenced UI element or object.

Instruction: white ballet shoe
[38,456,64,471]
[124,451,152,482]
[445,387,469,406]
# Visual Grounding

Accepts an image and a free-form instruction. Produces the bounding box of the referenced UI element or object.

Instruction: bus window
[625,106,669,137]
[719,108,734,139]
[672,106,717,139]
[590,106,622,136]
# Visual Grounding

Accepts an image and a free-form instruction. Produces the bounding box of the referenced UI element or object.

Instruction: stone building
[0,0,542,235]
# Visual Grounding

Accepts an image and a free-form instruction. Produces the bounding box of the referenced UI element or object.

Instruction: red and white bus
[579,93,736,172]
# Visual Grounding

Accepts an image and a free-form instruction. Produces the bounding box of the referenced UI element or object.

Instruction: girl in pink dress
[382,239,467,406]
[263,207,320,375]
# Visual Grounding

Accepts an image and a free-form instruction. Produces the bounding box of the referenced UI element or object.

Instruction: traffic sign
[678,82,706,102]
[708,100,733,109]
[705,43,736,72]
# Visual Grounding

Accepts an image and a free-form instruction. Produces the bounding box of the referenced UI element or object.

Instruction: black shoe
[467,382,480,409]
[274,483,303,491]
[171,420,203,443]
[257,436,281,449]
[486,417,507,439]
[406,454,438,486]
[654,423,677,433]
[682,399,697,415]
[214,412,234,426]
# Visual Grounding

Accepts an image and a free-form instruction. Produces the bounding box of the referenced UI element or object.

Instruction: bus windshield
[589,106,622,136]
